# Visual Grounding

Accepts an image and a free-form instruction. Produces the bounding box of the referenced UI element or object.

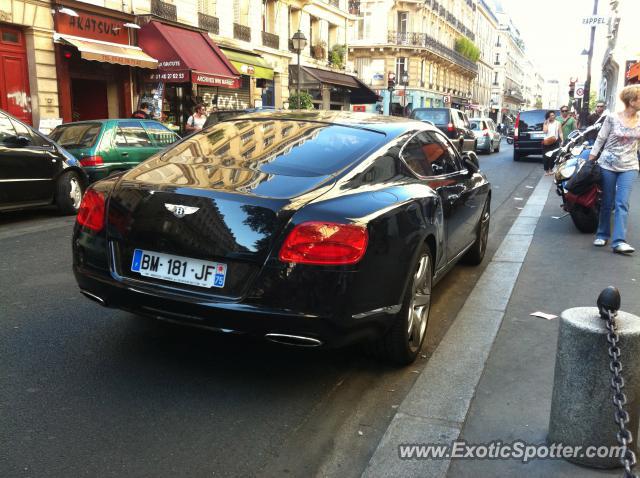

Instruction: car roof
[219,111,436,138]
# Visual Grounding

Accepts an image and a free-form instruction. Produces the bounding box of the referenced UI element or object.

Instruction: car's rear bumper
[74,265,398,348]
[514,139,544,156]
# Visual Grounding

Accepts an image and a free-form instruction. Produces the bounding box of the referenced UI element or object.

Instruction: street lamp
[291,30,308,110]
[401,72,409,115]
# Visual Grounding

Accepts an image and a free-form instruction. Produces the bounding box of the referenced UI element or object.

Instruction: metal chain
[603,308,638,478]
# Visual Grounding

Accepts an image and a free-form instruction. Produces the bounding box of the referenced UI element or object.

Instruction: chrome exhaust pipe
[80,290,106,306]
[264,333,323,347]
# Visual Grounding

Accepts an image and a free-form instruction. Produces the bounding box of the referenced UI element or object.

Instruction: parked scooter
[546,117,606,233]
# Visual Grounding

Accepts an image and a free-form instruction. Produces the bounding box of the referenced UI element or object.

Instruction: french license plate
[131,249,227,288]
[531,132,545,139]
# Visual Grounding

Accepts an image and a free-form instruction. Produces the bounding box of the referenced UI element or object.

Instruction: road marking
[362,176,552,478]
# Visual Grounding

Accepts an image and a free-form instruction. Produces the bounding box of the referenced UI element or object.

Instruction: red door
[0,25,32,124]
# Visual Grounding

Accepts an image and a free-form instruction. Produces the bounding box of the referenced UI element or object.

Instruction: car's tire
[55,171,84,215]
[462,198,490,266]
[370,244,433,366]
[494,140,500,153]
[513,151,523,161]
[569,204,599,233]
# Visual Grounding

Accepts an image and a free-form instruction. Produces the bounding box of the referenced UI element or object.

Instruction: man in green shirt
[558,105,577,144]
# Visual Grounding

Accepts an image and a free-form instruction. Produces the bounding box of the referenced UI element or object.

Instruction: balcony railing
[387,31,478,74]
[151,0,177,22]
[262,31,279,49]
[198,13,219,35]
[234,23,251,42]
[327,0,340,7]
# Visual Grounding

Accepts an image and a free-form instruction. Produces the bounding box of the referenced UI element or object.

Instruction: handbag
[566,160,602,195]
[542,136,558,146]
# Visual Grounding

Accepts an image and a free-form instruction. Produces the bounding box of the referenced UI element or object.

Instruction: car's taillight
[447,123,455,132]
[77,189,105,231]
[514,114,520,137]
[483,128,490,137]
[79,155,103,167]
[279,222,368,265]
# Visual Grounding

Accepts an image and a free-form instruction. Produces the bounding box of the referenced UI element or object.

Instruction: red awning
[138,21,240,88]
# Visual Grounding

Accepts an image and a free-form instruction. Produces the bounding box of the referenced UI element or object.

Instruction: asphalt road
[0,142,545,478]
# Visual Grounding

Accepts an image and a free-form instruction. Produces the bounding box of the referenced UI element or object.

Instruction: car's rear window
[411,109,450,125]
[518,111,558,132]
[50,123,102,148]
[470,121,482,130]
[162,120,385,177]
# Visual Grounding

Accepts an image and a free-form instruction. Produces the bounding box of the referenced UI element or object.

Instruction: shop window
[116,121,152,147]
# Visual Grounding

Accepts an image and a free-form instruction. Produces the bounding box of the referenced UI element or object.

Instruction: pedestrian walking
[558,105,578,143]
[131,102,152,119]
[542,110,562,174]
[185,103,208,133]
[590,85,640,254]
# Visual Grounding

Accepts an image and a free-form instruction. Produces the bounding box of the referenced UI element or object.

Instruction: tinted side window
[143,121,179,146]
[117,120,152,147]
[10,119,47,146]
[401,131,459,177]
[0,114,17,143]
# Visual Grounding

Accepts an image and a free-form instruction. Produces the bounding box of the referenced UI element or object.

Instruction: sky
[487,0,608,89]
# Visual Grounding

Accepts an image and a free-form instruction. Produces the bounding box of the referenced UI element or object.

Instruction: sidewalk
[362,173,640,478]
[447,174,640,478]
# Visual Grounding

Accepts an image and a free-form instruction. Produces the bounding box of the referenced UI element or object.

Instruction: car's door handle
[121,152,129,157]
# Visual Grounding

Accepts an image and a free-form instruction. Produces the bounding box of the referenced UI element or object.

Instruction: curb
[361,175,552,478]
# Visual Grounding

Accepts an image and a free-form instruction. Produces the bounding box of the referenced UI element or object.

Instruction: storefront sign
[192,72,240,88]
[83,53,149,68]
[55,11,129,45]
[159,60,182,68]
[238,64,255,75]
[147,70,189,82]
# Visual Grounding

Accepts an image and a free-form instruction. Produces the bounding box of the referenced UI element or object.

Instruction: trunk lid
[106,160,334,299]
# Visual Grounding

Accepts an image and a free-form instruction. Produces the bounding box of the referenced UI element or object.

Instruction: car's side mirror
[5,135,31,147]
[461,151,479,173]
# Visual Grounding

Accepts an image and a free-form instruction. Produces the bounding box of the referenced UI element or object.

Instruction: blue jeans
[596,168,636,247]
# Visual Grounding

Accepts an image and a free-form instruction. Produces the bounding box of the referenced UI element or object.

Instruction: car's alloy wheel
[55,171,84,215]
[370,244,433,365]
[407,252,431,354]
[69,176,82,209]
[463,199,490,265]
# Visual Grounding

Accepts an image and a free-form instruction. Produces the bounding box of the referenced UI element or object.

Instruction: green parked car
[49,119,180,182]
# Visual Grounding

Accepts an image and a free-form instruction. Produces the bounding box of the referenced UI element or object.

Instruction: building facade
[489,13,525,126]
[599,0,637,111]
[470,0,497,118]
[1,0,60,127]
[349,0,479,115]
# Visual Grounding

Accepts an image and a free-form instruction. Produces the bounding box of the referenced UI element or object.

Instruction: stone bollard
[548,288,640,469]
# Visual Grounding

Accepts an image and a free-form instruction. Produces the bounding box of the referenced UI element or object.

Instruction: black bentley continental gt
[73,111,490,365]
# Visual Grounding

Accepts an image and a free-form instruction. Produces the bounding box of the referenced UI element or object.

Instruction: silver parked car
[469,117,501,154]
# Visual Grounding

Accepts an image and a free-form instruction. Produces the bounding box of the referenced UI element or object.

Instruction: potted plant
[328,44,346,69]
[312,41,327,60]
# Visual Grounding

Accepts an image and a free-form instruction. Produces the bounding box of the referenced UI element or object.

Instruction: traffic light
[388,72,396,91]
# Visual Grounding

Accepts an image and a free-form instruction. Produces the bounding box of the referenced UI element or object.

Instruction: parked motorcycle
[546,117,606,233]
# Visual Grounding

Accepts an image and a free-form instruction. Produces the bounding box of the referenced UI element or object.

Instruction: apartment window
[494,53,499,65]
[262,0,276,32]
[493,72,499,85]
[397,12,408,34]
[329,24,338,47]
[396,57,407,81]
[234,0,250,24]
[198,0,216,15]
